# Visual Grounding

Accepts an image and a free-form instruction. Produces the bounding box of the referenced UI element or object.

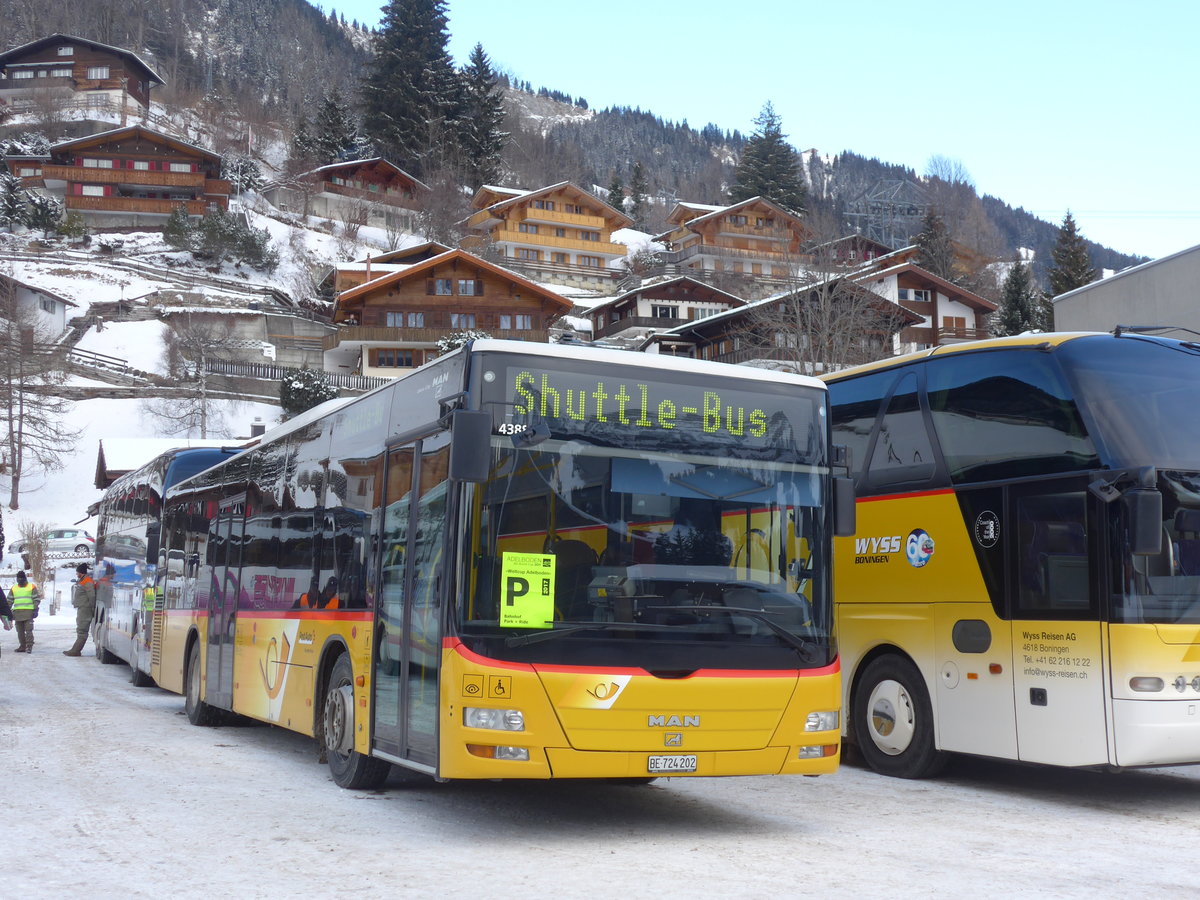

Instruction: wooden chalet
[462,181,633,288]
[852,260,996,352]
[319,241,453,299]
[39,125,230,226]
[588,276,745,343]
[263,158,427,231]
[0,34,163,114]
[0,273,77,336]
[325,249,572,378]
[653,197,811,290]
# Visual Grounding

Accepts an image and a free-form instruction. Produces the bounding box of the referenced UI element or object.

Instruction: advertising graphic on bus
[824,329,1200,776]
[145,340,849,787]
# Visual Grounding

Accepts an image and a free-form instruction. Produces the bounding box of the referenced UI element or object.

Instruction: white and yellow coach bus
[151,340,852,788]
[824,329,1200,777]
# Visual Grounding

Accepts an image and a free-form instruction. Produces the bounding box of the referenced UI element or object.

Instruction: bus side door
[1008,480,1108,766]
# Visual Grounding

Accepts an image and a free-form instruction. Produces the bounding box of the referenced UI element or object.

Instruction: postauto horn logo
[905,529,935,568]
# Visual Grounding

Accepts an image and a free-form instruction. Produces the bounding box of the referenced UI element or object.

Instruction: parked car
[8,528,96,556]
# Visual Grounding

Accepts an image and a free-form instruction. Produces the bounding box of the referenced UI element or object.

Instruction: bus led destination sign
[509,369,793,442]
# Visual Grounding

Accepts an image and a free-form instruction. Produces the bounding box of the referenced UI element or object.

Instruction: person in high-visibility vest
[9,570,42,653]
[64,563,97,657]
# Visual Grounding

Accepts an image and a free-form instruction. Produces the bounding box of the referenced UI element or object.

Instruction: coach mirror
[1127,488,1164,556]
[448,409,493,482]
[834,476,856,537]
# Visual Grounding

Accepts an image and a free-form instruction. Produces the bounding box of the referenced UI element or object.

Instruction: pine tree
[221,154,265,193]
[914,210,955,280]
[628,161,648,229]
[0,172,28,231]
[289,113,318,174]
[607,174,624,212]
[459,43,507,189]
[359,0,464,175]
[729,102,807,214]
[994,261,1041,335]
[26,193,61,238]
[280,367,339,418]
[1048,211,1097,296]
[312,88,361,165]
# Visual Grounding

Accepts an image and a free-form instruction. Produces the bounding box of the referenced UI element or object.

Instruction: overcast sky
[326,0,1197,262]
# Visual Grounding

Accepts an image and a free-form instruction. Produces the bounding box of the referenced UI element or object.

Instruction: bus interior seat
[1036,521,1087,606]
[1176,509,1200,576]
[548,539,598,618]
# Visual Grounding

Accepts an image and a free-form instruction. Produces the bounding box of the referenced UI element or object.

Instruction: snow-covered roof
[51,125,219,161]
[0,33,165,86]
[300,157,429,192]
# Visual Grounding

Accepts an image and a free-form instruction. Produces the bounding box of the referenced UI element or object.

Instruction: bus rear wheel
[323,654,390,790]
[185,644,217,726]
[853,655,947,779]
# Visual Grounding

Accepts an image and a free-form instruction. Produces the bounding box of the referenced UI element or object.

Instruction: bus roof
[470,339,828,392]
[820,332,1104,382]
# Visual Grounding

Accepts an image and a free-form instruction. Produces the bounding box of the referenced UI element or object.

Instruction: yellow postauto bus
[824,329,1200,777]
[151,340,851,788]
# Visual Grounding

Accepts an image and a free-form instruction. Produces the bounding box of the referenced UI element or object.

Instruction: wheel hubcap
[867,678,916,756]
[324,683,355,755]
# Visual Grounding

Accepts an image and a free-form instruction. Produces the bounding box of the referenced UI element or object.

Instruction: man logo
[648,714,700,727]
[665,733,682,746]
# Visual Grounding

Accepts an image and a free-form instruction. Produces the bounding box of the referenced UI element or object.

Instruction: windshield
[455,355,833,671]
[1112,471,1200,625]
[1060,336,1200,471]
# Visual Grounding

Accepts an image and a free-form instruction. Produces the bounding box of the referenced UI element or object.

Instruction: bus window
[866,371,936,489]
[831,369,893,482]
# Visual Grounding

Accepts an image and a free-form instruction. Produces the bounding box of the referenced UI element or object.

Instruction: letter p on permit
[505,576,529,607]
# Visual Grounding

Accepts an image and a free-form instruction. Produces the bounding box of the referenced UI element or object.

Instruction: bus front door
[373,434,448,770]
[1008,482,1108,766]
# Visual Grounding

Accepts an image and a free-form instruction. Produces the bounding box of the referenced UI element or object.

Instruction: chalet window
[86,66,110,79]
[17,167,39,177]
[40,298,56,313]
[756,217,774,227]
[36,70,47,77]
[579,255,602,267]
[375,349,414,368]
[652,305,679,319]
[80,185,104,197]
[564,203,584,215]
[610,311,620,324]
[57,46,74,56]
[83,158,114,169]
[385,312,402,327]
[580,231,599,241]
[50,68,72,78]
[457,279,482,296]
[450,313,476,329]
[898,289,931,303]
[430,279,452,295]
[728,215,748,226]
[554,227,566,238]
[500,314,533,330]
[551,252,567,263]
[168,162,193,173]
[532,200,555,211]
[519,223,538,234]
[11,70,34,80]
[406,312,424,327]
[133,161,150,171]
[516,249,540,261]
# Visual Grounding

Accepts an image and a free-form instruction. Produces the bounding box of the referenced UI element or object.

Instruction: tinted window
[867,371,936,488]
[926,350,1098,484]
[830,369,894,481]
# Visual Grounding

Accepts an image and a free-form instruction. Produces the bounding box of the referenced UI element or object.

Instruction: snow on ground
[75,319,170,373]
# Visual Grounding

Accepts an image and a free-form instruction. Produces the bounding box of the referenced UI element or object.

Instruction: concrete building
[1053,244,1200,334]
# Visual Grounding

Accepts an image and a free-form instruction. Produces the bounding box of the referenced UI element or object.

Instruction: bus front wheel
[185,645,217,726]
[853,655,947,779]
[323,654,390,790]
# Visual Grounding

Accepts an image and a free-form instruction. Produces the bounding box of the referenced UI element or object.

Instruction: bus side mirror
[448,410,493,482]
[1127,488,1163,556]
[146,522,160,564]
[834,476,856,537]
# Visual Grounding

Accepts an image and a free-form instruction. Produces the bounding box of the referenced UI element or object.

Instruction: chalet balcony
[594,316,688,340]
[937,325,990,343]
[661,243,790,265]
[492,229,624,256]
[321,181,418,209]
[714,222,793,241]
[65,195,209,216]
[516,208,610,229]
[323,324,550,351]
[204,179,233,197]
[42,164,207,189]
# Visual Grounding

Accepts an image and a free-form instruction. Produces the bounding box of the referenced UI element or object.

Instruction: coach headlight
[464,707,525,731]
[805,710,839,731]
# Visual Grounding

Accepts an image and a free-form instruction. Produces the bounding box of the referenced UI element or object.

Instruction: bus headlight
[464,707,525,731]
[805,710,839,731]
[1129,677,1164,692]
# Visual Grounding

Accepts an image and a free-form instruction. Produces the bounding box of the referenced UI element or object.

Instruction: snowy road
[4,615,1198,899]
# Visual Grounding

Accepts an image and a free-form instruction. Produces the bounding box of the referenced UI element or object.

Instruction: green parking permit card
[499,552,555,629]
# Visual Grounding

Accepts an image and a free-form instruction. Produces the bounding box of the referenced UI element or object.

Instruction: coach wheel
[185,644,216,726]
[323,654,390,790]
[95,617,120,665]
[853,655,947,779]
[129,630,154,687]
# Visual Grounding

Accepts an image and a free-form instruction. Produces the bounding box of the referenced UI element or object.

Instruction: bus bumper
[1112,699,1200,767]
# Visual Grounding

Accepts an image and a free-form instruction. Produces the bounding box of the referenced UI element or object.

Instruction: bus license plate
[647,754,697,774]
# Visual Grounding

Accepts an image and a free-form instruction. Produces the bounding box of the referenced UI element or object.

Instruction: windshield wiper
[504,621,676,647]
[647,605,821,663]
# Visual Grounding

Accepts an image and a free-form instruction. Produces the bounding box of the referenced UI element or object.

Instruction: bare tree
[417,164,471,246]
[0,274,81,509]
[140,314,241,438]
